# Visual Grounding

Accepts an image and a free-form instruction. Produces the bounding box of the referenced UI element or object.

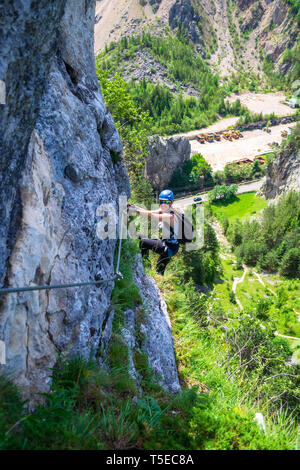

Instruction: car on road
[193,196,202,203]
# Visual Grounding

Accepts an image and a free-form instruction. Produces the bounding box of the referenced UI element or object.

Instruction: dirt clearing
[225,91,294,116]
[173,117,240,138]
[190,122,293,171]
[171,92,296,172]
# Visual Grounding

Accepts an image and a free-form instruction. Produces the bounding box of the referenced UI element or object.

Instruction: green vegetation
[167,291,299,439]
[208,184,238,202]
[171,153,266,194]
[285,0,300,24]
[96,69,152,177]
[210,191,267,224]
[170,153,213,190]
[214,159,266,186]
[208,193,300,342]
[280,39,300,86]
[263,55,287,91]
[208,23,218,54]
[208,189,300,340]
[111,239,142,323]
[96,28,299,140]
[128,78,224,135]
[225,69,264,93]
[263,39,300,91]
[95,67,154,205]
[236,273,300,338]
[0,355,183,450]
[98,31,217,90]
[1,198,299,450]
[236,110,277,125]
[145,246,299,448]
[227,0,241,58]
[281,119,300,152]
[3,345,296,450]
[226,190,300,276]
[96,31,264,135]
[143,205,299,447]
[211,255,244,314]
[173,219,221,285]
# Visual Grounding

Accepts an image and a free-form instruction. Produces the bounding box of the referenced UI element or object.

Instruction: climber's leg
[139,238,149,258]
[139,238,166,258]
[156,252,171,275]
[139,238,172,274]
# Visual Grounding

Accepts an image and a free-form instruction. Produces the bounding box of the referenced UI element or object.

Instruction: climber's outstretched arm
[127,205,174,226]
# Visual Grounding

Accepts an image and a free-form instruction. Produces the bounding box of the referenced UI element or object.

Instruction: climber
[127,189,180,275]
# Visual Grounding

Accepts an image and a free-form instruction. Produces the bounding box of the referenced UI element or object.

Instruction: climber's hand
[127,204,137,216]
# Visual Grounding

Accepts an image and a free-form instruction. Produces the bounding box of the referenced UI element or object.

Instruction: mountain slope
[94,0,299,78]
[94,0,167,55]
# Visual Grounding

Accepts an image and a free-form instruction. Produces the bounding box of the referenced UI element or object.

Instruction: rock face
[0,0,181,402]
[169,0,202,43]
[259,141,300,199]
[0,0,130,400]
[145,136,191,191]
[240,1,264,32]
[126,256,181,394]
[236,0,255,11]
[270,0,286,27]
[0,0,66,287]
[149,0,163,11]
[122,50,200,97]
[259,1,298,64]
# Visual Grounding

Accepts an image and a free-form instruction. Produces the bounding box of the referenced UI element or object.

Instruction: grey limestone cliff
[132,256,181,394]
[259,143,300,199]
[121,256,181,395]
[145,135,191,191]
[169,0,202,43]
[0,0,130,399]
[0,0,180,401]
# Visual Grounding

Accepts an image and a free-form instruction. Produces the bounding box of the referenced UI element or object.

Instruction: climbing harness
[173,210,194,244]
[0,210,125,296]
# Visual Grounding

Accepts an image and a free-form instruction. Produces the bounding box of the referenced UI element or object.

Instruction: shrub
[279,248,300,277]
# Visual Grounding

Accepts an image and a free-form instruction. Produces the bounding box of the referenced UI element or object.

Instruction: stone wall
[0,0,130,400]
[145,135,191,191]
[0,0,180,402]
[132,256,181,394]
[120,255,181,395]
[259,142,300,199]
[169,0,202,43]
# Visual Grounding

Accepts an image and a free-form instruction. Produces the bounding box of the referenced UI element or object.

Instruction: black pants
[139,238,171,275]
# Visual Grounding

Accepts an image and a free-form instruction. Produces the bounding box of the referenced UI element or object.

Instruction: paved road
[173,179,264,209]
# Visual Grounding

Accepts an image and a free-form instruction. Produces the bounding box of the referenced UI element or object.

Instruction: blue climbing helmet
[159,189,174,202]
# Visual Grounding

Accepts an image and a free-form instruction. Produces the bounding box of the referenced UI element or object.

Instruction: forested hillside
[95,0,300,82]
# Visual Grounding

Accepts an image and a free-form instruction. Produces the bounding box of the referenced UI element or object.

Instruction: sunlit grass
[236,272,270,310]
[153,271,298,450]
[212,257,243,314]
[210,191,267,222]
